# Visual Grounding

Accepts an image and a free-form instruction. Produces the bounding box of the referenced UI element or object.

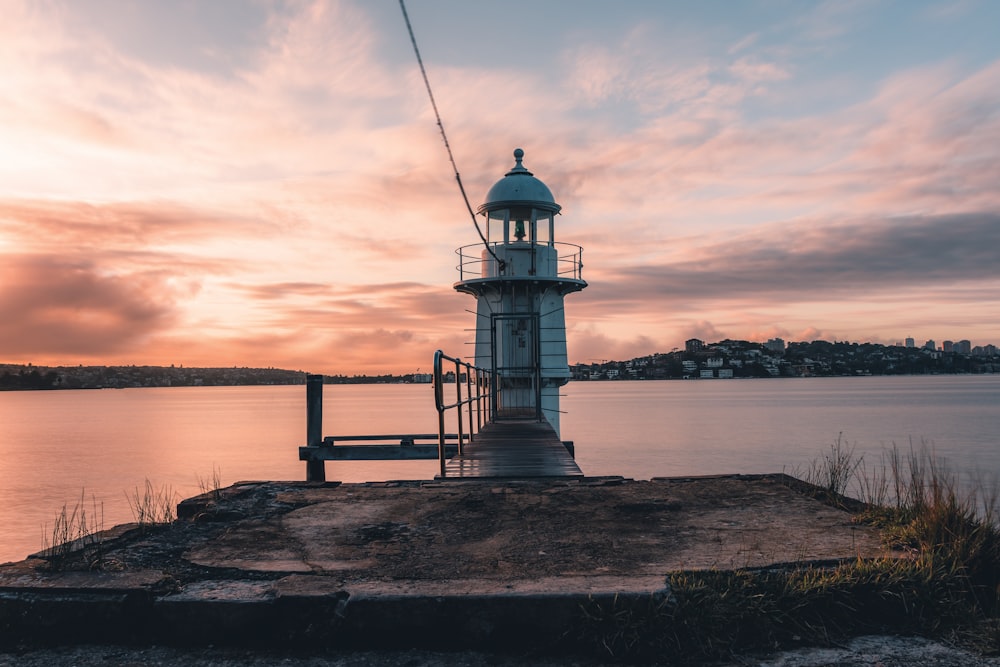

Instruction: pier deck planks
[442,419,583,478]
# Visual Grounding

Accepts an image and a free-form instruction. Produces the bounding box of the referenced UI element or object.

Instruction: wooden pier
[300,372,584,481]
[443,419,582,479]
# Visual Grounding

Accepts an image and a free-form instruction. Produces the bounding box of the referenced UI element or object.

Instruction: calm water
[1,375,998,563]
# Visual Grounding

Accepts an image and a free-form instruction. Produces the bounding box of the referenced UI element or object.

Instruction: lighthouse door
[490,313,541,421]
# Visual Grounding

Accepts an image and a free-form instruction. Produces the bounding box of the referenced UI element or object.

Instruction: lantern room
[479,148,559,246]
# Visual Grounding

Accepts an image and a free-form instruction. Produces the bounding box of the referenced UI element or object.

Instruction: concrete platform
[0,475,891,652]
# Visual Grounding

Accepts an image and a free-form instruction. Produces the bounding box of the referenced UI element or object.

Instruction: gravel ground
[1,636,999,667]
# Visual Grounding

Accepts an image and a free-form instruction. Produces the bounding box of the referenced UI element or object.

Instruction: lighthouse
[454,148,586,438]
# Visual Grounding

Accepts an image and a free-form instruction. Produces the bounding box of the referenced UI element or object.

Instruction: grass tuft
[796,432,864,504]
[125,479,177,529]
[38,491,105,570]
[196,464,224,501]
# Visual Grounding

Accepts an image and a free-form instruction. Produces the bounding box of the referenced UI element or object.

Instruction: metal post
[434,350,447,478]
[487,372,493,424]
[305,374,325,482]
[475,370,483,432]
[454,358,465,455]
[476,368,483,433]
[465,362,475,443]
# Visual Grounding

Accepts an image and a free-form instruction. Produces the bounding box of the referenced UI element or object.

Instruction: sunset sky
[2,0,999,374]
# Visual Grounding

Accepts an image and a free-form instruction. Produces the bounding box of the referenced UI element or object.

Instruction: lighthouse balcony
[455,241,585,282]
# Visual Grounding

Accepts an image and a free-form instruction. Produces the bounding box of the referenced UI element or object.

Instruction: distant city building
[955,340,972,354]
[685,338,704,353]
[905,337,915,348]
[924,339,936,351]
[942,340,954,353]
[765,337,785,353]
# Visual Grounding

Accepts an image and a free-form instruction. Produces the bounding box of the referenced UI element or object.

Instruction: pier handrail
[433,350,495,478]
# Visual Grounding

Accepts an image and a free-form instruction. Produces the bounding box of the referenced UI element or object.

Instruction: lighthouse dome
[478,148,561,215]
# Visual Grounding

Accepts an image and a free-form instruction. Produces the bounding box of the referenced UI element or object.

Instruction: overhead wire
[398,0,505,273]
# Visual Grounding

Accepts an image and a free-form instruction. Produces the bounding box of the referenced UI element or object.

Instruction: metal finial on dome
[506,147,532,176]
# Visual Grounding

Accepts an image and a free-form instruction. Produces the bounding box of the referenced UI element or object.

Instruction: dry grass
[38,491,105,569]
[125,479,177,529]
[800,432,864,498]
[196,464,224,501]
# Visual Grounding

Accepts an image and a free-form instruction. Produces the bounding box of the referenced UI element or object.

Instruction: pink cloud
[0,199,266,249]
[0,255,178,359]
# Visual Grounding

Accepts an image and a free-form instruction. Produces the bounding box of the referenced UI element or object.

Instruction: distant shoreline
[0,368,995,392]
[3,337,998,390]
[0,364,432,391]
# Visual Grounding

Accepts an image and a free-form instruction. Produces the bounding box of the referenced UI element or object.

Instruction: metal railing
[455,242,585,281]
[433,350,495,478]
[302,373,474,482]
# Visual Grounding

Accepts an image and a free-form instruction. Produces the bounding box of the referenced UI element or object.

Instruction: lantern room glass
[486,209,555,245]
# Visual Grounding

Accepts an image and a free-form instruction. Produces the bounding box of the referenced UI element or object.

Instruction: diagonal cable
[398,0,504,271]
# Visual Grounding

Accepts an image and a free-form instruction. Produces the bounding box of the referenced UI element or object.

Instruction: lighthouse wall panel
[539,287,570,383]
[473,296,493,370]
[541,387,561,440]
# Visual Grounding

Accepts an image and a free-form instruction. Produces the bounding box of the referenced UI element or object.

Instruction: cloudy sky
[2,0,999,374]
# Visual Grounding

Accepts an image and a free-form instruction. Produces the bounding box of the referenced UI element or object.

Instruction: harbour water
[1,375,998,564]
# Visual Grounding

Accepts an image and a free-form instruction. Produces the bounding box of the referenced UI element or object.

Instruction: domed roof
[478,148,561,215]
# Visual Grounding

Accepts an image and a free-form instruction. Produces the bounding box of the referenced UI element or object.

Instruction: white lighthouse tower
[454,148,586,437]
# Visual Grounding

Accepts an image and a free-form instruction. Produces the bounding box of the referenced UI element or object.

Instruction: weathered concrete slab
[180,476,884,577]
[0,475,894,651]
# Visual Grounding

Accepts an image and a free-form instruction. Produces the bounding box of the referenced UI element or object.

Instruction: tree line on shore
[0,364,429,390]
[3,337,997,391]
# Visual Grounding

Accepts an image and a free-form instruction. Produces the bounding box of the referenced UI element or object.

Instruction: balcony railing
[455,242,584,282]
